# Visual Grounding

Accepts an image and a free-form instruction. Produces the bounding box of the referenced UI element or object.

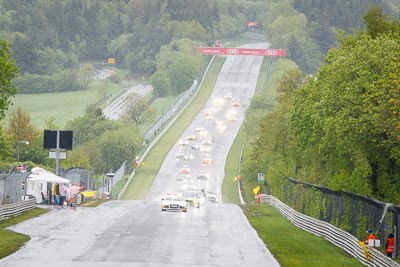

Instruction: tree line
[1,0,396,94]
[0,1,398,187]
[242,7,400,204]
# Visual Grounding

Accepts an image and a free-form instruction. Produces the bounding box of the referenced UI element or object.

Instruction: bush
[15,70,83,94]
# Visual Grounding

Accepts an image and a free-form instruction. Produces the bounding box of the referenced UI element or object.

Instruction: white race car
[161,195,187,212]
[183,189,206,208]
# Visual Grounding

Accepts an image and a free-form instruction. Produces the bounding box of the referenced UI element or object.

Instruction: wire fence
[0,173,26,205]
[261,176,400,260]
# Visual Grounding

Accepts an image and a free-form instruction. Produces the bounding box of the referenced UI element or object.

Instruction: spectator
[386,233,395,258]
[70,183,81,206]
[59,184,67,206]
[365,229,376,246]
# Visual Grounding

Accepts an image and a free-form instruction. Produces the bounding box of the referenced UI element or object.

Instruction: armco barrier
[0,198,36,221]
[265,194,399,267]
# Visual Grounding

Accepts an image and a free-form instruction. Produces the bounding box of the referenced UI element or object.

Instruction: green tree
[11,33,37,74]
[362,5,399,39]
[170,20,209,41]
[67,140,102,174]
[6,107,42,164]
[0,39,18,120]
[150,70,170,97]
[44,116,59,130]
[121,93,156,126]
[292,19,400,200]
[167,56,198,95]
[244,69,305,186]
[97,125,143,173]
[66,104,116,148]
[62,147,90,171]
[0,126,13,161]
[6,106,39,146]
[26,132,49,166]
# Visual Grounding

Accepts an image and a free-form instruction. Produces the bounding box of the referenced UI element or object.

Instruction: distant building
[247,22,257,31]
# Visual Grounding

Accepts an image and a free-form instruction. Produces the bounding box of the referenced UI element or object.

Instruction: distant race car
[224,92,233,99]
[203,189,219,202]
[202,158,214,165]
[178,140,190,146]
[231,99,241,107]
[161,194,187,212]
[183,153,195,161]
[200,145,212,153]
[227,109,237,121]
[183,189,205,208]
[176,150,185,160]
[179,165,192,174]
[186,134,197,141]
[197,171,210,180]
[191,142,202,150]
[202,138,213,146]
[177,173,193,183]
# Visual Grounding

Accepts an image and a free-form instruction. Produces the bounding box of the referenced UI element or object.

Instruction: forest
[0,0,399,202]
[242,6,400,203]
[1,0,395,94]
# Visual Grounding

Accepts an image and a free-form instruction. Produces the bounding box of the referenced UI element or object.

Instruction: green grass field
[5,80,124,129]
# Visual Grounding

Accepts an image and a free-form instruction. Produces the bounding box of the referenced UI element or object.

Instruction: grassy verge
[243,205,364,267]
[0,207,48,259]
[121,56,226,200]
[221,125,245,204]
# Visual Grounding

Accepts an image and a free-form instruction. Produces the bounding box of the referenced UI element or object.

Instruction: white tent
[27,167,71,203]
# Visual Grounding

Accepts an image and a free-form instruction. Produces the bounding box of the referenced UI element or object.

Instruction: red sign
[17,164,25,172]
[198,47,286,57]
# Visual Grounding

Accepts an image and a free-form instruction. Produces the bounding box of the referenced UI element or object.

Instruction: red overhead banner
[198,47,286,57]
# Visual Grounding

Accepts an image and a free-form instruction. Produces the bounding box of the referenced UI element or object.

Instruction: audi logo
[227,49,239,54]
[265,50,278,56]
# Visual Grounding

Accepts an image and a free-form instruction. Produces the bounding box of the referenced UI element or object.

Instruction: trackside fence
[265,194,399,267]
[144,80,198,142]
[0,198,36,221]
[143,55,214,143]
[269,176,400,257]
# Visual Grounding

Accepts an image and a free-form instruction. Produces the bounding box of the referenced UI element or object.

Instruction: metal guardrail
[265,194,399,267]
[144,80,198,142]
[0,198,36,221]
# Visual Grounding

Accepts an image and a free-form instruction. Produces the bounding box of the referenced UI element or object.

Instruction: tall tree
[97,125,143,173]
[150,70,170,97]
[6,106,39,145]
[0,126,13,161]
[292,13,400,199]
[121,93,156,126]
[0,39,18,120]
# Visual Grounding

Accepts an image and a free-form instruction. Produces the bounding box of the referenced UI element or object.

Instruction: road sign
[257,172,265,182]
[49,151,67,159]
[108,57,115,64]
[198,47,286,57]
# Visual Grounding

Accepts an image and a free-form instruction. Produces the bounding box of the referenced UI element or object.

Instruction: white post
[56,130,60,175]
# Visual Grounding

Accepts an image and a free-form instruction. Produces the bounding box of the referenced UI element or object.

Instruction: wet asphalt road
[1,43,280,267]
